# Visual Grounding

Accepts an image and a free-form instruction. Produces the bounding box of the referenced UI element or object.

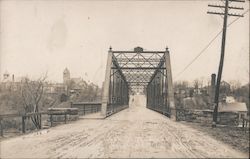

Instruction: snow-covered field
[0,95,248,158]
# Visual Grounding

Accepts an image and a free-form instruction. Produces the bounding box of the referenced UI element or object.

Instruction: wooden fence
[176,108,249,129]
[0,102,104,138]
[0,109,78,137]
[242,117,249,132]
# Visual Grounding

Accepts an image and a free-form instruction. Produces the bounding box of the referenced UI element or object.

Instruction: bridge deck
[0,95,247,158]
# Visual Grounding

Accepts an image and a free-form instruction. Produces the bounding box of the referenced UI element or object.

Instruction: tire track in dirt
[165,123,204,158]
[52,120,130,158]
[51,122,115,158]
[1,95,248,158]
[163,120,244,158]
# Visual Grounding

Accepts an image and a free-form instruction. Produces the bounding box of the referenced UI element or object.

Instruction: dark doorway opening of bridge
[101,47,175,118]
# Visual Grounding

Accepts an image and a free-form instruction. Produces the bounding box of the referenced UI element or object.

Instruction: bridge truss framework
[101,47,175,118]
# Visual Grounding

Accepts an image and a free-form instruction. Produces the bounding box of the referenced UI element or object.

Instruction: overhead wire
[174,8,249,80]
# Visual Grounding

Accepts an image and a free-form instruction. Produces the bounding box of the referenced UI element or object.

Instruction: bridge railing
[106,103,128,117]
[71,102,101,116]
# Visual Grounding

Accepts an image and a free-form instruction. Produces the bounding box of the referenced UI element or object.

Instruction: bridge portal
[101,47,175,118]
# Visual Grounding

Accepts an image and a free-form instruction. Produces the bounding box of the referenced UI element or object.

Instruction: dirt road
[0,95,248,158]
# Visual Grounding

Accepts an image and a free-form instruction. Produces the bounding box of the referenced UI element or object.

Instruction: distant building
[69,78,88,96]
[218,102,248,125]
[2,71,11,83]
[63,68,70,84]
[44,83,66,94]
[224,96,236,103]
[0,68,93,98]
[70,77,82,84]
[0,71,26,91]
[219,102,247,115]
[221,81,230,87]
[62,68,89,96]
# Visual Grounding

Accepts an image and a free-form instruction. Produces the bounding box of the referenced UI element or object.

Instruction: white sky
[0,0,249,86]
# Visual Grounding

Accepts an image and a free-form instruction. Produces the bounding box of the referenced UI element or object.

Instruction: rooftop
[218,102,247,112]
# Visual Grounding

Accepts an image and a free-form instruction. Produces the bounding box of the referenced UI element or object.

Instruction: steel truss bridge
[101,47,175,118]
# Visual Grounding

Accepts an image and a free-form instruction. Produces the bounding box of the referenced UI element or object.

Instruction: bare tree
[21,75,47,129]
[193,79,199,94]
[229,80,241,93]
[174,81,189,91]
[199,76,205,88]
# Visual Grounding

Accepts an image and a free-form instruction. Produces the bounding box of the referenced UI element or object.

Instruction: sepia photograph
[0,0,249,158]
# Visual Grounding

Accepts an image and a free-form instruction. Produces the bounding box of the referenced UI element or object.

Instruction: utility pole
[207,0,245,127]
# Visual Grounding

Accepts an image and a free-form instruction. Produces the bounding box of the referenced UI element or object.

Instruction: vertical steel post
[153,79,156,110]
[165,47,175,119]
[101,47,113,117]
[109,71,112,113]
[161,70,164,111]
[112,71,115,112]
[121,80,123,105]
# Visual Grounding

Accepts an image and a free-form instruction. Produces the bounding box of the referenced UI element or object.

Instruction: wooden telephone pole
[207,0,245,127]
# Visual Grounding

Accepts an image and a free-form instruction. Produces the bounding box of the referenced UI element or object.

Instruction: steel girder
[101,47,175,118]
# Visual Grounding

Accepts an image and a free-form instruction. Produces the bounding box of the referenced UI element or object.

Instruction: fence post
[50,114,53,127]
[175,108,178,121]
[245,120,248,133]
[242,118,245,128]
[83,105,85,115]
[22,116,26,133]
[39,114,42,129]
[0,117,3,137]
[64,113,67,124]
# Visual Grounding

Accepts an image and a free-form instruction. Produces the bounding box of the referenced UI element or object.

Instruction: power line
[174,8,249,80]
[208,0,245,127]
[174,31,221,79]
[228,9,249,26]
